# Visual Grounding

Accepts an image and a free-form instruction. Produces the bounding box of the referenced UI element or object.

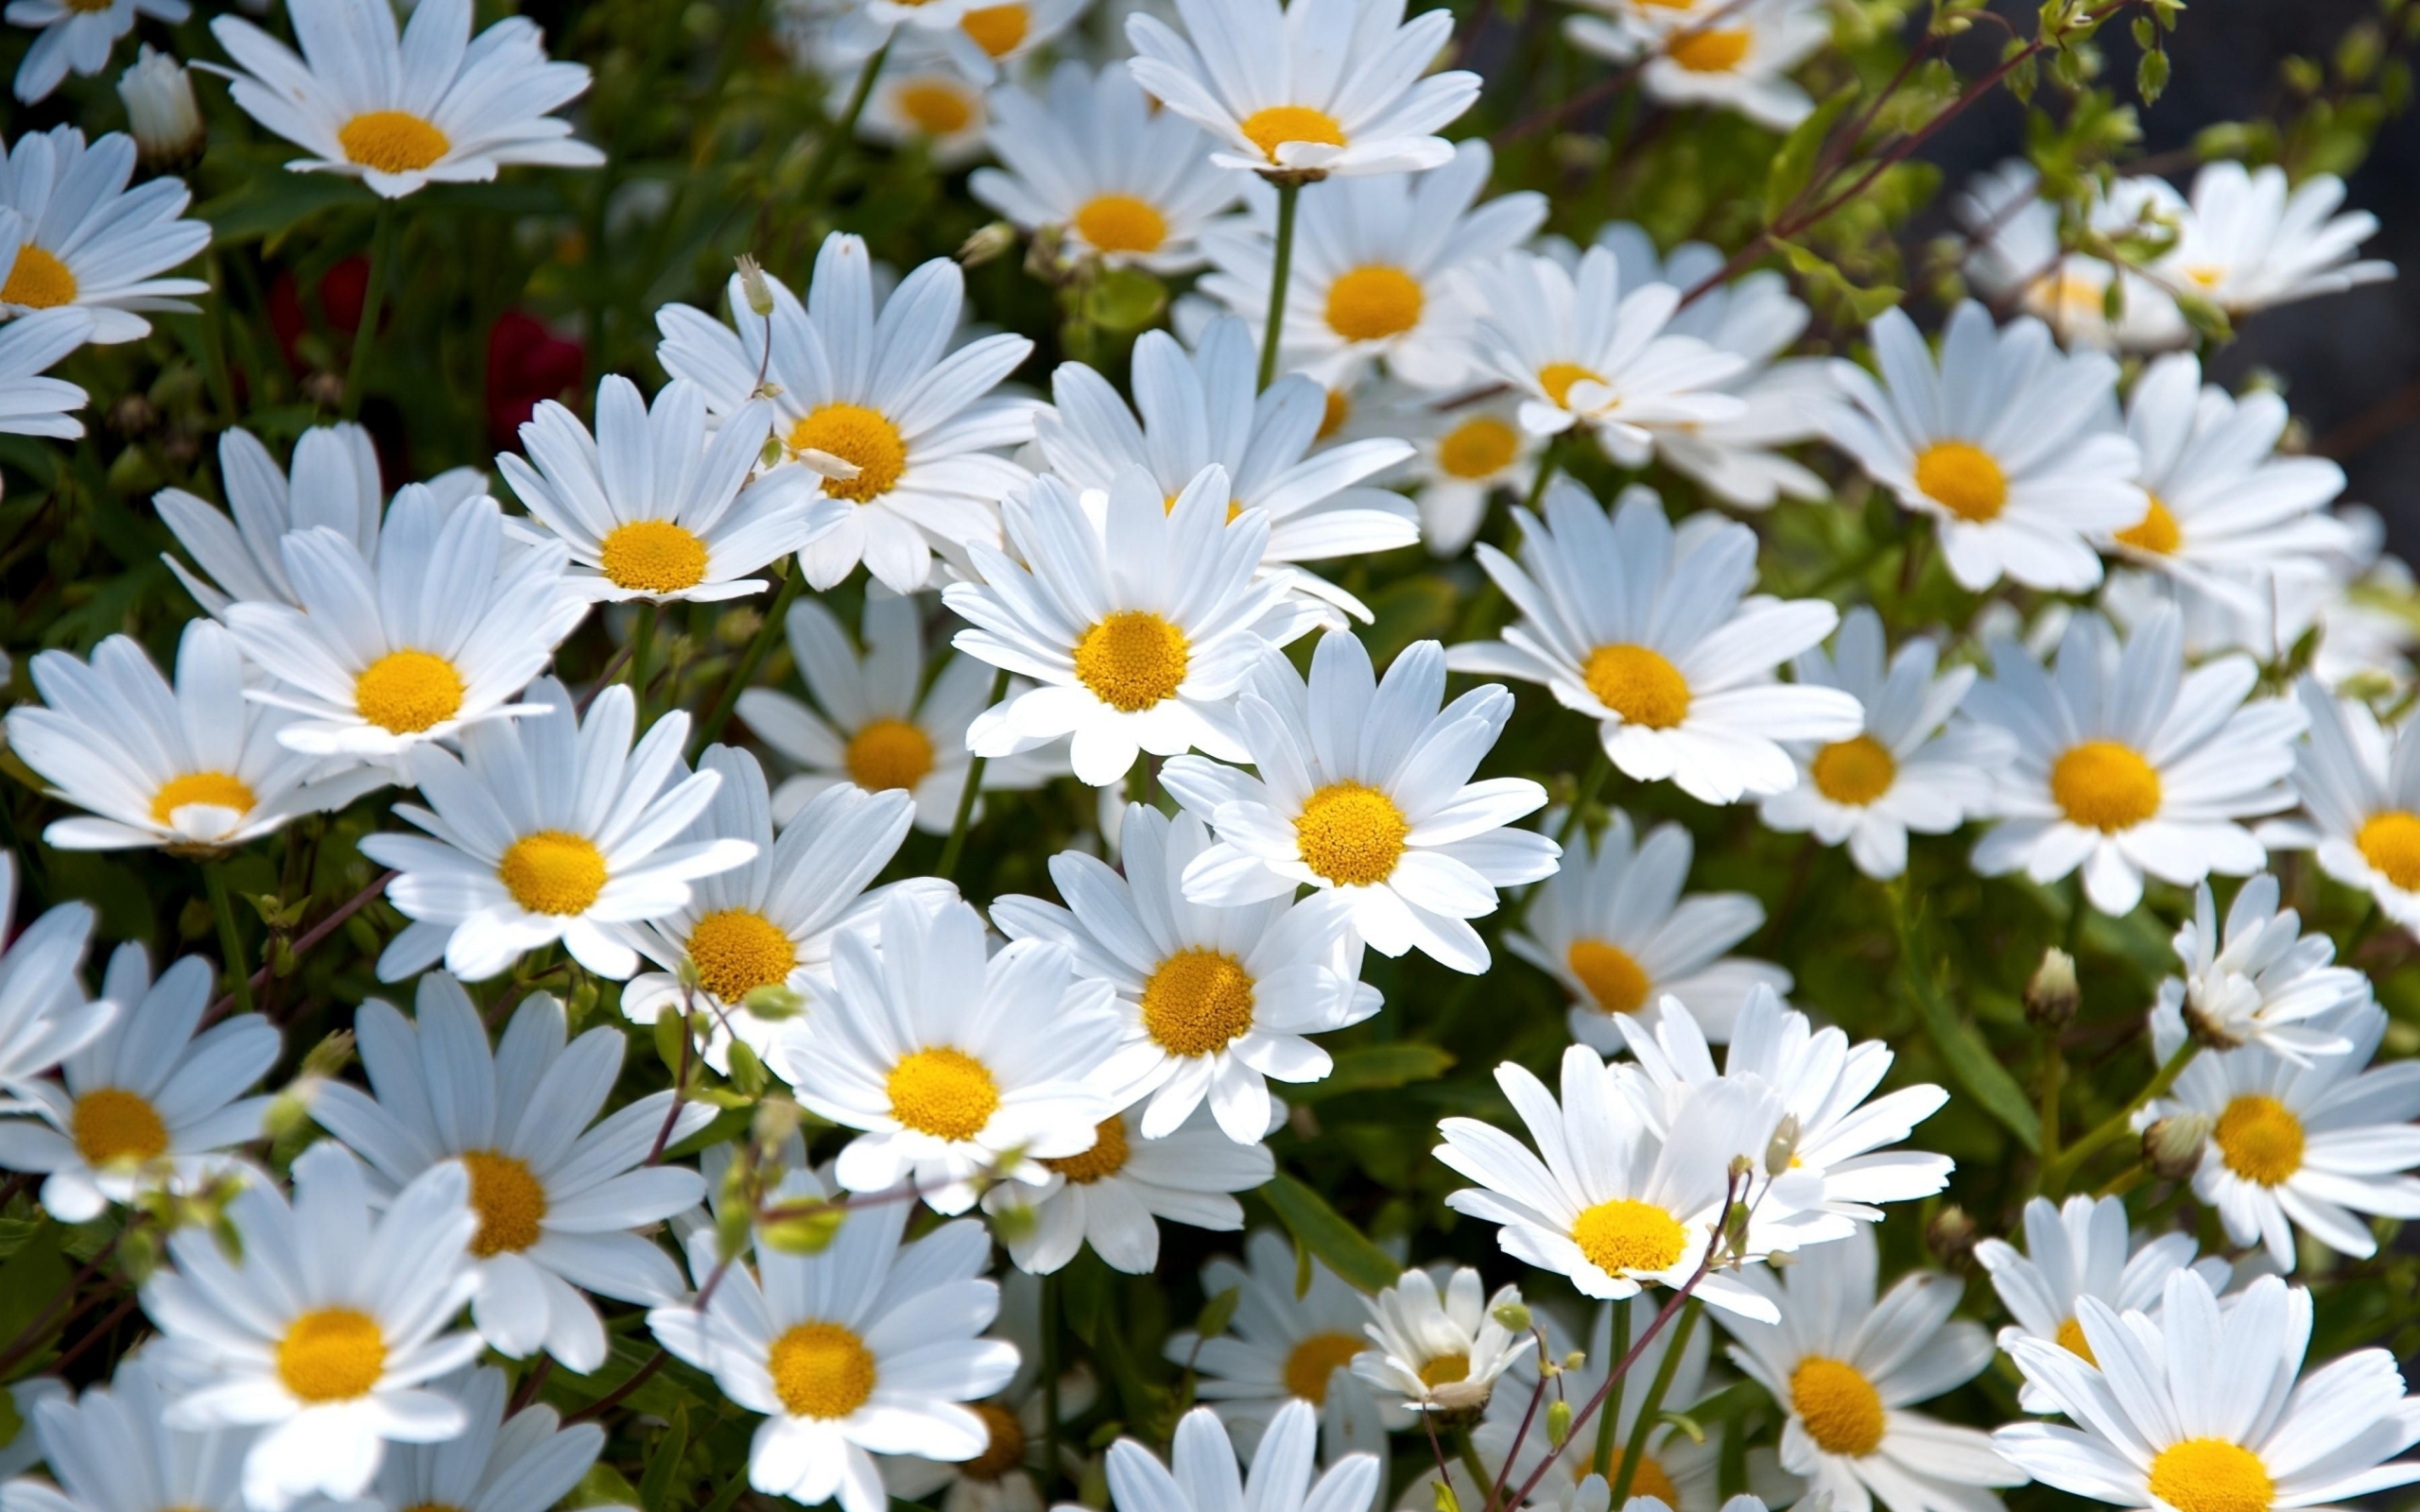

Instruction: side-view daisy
[1568,0,1825,129]
[1163,631,1559,973]
[8,0,184,103]
[0,854,112,1110]
[1447,483,1860,805]
[210,0,603,198]
[2,1352,249,1512]
[1160,1232,1401,1455]
[982,1101,1273,1277]
[2157,872,2364,1060]
[0,127,208,342]
[2156,161,2394,317]
[0,302,94,437]
[1106,1403,1379,1512]
[346,1366,603,1512]
[1351,1266,1526,1417]
[2267,678,2420,930]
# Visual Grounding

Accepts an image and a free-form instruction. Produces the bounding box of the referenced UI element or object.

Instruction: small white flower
[0,1352,250,1512]
[1107,1403,1379,1512]
[8,0,184,104]
[981,1102,1271,1276]
[1351,1266,1525,1414]
[2159,873,2363,1061]
[2265,678,2420,930]
[2156,161,2394,316]
[1372,386,1541,558]
[0,302,93,438]
[0,127,207,343]
[116,46,205,169]
[1567,0,1826,129]
[858,57,993,167]
[344,1366,602,1512]
[0,854,114,1108]
[919,0,1085,82]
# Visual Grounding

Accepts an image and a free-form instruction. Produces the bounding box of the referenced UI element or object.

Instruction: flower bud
[760,1200,845,1255]
[118,47,205,172]
[2025,947,2080,1029]
[2143,1112,2211,1181]
[735,254,776,318]
[1926,1204,1979,1270]
[1490,1297,1531,1333]
[1545,1398,1573,1449]
[302,1029,356,1080]
[752,1095,803,1150]
[958,221,1017,267]
[741,982,805,1021]
[1765,1113,1802,1177]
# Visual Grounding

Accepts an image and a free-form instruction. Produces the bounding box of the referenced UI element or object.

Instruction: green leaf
[1290,1042,1456,1102]
[569,1464,643,1511]
[639,1407,688,1512]
[1260,1173,1400,1294]
[0,1221,67,1376]
[1193,1284,1241,1342]
[1890,886,2042,1151]
[1764,87,1857,225]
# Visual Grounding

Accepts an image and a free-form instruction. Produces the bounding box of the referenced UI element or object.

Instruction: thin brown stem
[204,871,397,1025]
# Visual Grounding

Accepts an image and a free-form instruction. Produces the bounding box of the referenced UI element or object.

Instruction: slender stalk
[200,252,240,424]
[630,601,659,723]
[1041,1275,1063,1494]
[341,200,399,421]
[1556,747,1612,849]
[2038,1037,2066,1165]
[693,566,803,753]
[205,861,255,1017]
[2038,1040,2200,1195]
[936,669,1010,882]
[1257,180,1304,390]
[1607,1298,1700,1504]
[1456,1429,1495,1499]
[203,869,395,1023]
[798,41,890,206]
[1522,437,1562,511]
[1589,1297,1634,1476]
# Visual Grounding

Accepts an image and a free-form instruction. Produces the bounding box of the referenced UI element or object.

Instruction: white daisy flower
[773,889,1120,1213]
[498,375,836,604]
[879,1271,1101,1512]
[117,45,205,171]
[1198,141,1545,389]
[946,466,1323,787]
[1379,387,1541,558]
[1962,605,2305,917]
[1755,607,2008,881]
[310,973,715,1371]
[137,1142,482,1512]
[8,620,390,854]
[980,1101,1272,1276]
[0,303,93,438]
[1471,247,1750,467]
[1974,1194,2229,1415]
[1107,1403,1379,1512]
[2102,352,2351,605]
[1446,483,1861,805]
[1124,0,1479,180]
[0,855,112,1110]
[1952,161,2187,353]
[0,943,274,1223]
[994,802,1379,1143]
[1161,1231,1403,1456]
[738,594,1063,835]
[2266,678,2420,930]
[2157,873,2364,1062]
[1508,809,1789,1052]
[2139,993,2420,1271]
[820,0,987,66]
[617,746,937,1074]
[920,0,1085,82]
[1995,1271,2420,1512]
[1721,1226,2023,1512]
[360,679,756,982]
[1566,0,1826,129]
[858,56,993,167]
[0,1352,249,1512]
[655,232,1034,594]
[1163,630,1559,973]
[222,489,584,763]
[1434,1045,1812,1323]
[345,1366,602,1512]
[2155,162,2394,317]
[972,60,1239,274]
[7,0,183,104]
[0,127,207,343]
[209,0,603,199]
[1352,1266,1526,1416]
[157,422,490,617]
[1824,301,2145,593]
[647,1165,1018,1512]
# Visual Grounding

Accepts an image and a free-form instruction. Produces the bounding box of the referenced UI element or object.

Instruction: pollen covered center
[1140,947,1256,1056]
[1418,1350,1471,1388]
[151,771,258,826]
[1791,1357,1886,1456]
[2215,1093,2304,1186]
[1438,416,1519,479]
[1281,1332,1362,1405]
[959,2,1028,56]
[2049,741,2161,832]
[1325,266,1425,342]
[1041,1116,1130,1184]
[1668,26,1752,71]
[897,79,976,135]
[1295,780,1409,886]
[2357,810,2420,890]
[887,1046,1001,1141]
[687,909,799,1003]
[1074,610,1189,711]
[844,717,937,793]
[72,1087,168,1166]
[278,1308,387,1402]
[498,831,609,916]
[338,112,451,174]
[1913,441,2008,523]
[789,404,908,503]
[960,1402,1028,1480]
[1073,194,1169,255]
[1811,734,1897,806]
[1584,644,1690,729]
[461,1150,547,1256]
[1567,939,1651,1016]
[2148,1438,2273,1512]
[1239,106,1347,163]
[2,246,77,309]
[2054,1316,2098,1365]
[354,649,465,734]
[1538,361,1606,409]
[1571,1196,1686,1276]
[599,520,709,593]
[2118,493,2182,555]
[769,1320,876,1419]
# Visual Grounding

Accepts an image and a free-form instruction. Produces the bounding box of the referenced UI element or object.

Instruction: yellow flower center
[788,404,908,502]
[1573,1453,1677,1503]
[960,1402,1028,1480]
[1073,194,1169,255]
[1437,416,1519,479]
[354,649,465,734]
[2215,1094,2304,1186]
[2148,1439,2273,1512]
[769,1320,876,1419]
[897,79,975,135]
[2,246,77,309]
[2357,811,2420,890]
[1041,1116,1130,1183]
[1584,644,1690,729]
[1668,26,1752,70]
[1073,610,1189,711]
[1281,1332,1362,1405]
[1318,387,1350,441]
[338,112,451,174]
[1912,441,2009,523]
[959,2,1028,56]
[887,1047,1000,1141]
[686,909,799,1003]
[1811,734,1897,806]
[150,771,258,827]
[1538,361,1605,409]
[460,1150,547,1256]
[72,1088,168,1166]
[497,831,609,917]
[598,520,709,593]
[1294,781,1409,886]
[2118,493,2182,555]
[843,717,936,793]
[1140,948,1256,1056]
[277,1308,387,1402]
[1238,106,1347,163]
[1325,266,1425,342]
[1417,1351,1471,1389]
[2181,265,2226,289]
[2055,1316,2098,1365]
[1565,939,1651,1016]
[1791,1357,1885,1456]
[1570,1196,1686,1276]
[2049,741,2161,832]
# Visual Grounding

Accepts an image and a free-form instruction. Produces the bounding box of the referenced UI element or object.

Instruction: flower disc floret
[886,1046,1000,1140]
[72,1087,167,1165]
[1281,1332,1361,1404]
[355,649,466,734]
[1073,610,1190,711]
[2215,1094,2304,1185]
[1811,735,1897,806]
[1566,939,1651,1015]
[150,771,257,825]
[1571,1196,1685,1275]
[769,1320,877,1419]
[1074,195,1168,254]
[2148,1439,2273,1512]
[1913,441,2009,523]
[788,404,908,502]
[1041,1116,1130,1183]
[686,909,797,1003]
[1294,781,1409,885]
[1585,644,1690,728]
[1325,266,1425,341]
[498,831,609,916]
[2118,495,2182,554]
[1,247,77,308]
[1439,417,1519,479]
[2050,742,2162,832]
[278,1308,387,1402]
[460,1150,547,1256]
[2357,811,2420,889]
[1791,1357,1886,1456]
[339,112,451,173]
[1140,947,1256,1055]
[1238,106,1345,162]
[598,520,709,593]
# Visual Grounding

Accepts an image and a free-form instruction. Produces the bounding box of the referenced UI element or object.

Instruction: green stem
[1556,747,1612,849]
[799,42,890,206]
[1257,180,1303,390]
[1606,1298,1700,1503]
[936,669,1010,882]
[205,861,255,1017]
[341,200,398,421]
[1456,1430,1495,1501]
[200,252,240,424]
[2039,1038,2065,1165]
[2039,1040,2200,1196]
[1041,1271,1062,1495]
[629,602,658,720]
[1590,1298,1633,1477]
[1523,435,1563,512]
[693,566,802,753]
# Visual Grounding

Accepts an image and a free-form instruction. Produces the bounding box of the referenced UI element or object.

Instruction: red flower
[266,256,371,369]
[487,311,585,451]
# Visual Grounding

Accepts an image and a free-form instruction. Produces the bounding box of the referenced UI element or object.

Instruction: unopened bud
[117,46,205,172]
[752,1096,803,1150]
[1728,1152,1755,1181]
[2026,947,2080,1029]
[1562,1350,1585,1373]
[1545,1398,1573,1449]
[760,1201,845,1255]
[958,221,1017,266]
[1765,1113,1801,1177]
[741,983,804,1021]
[1721,1198,1752,1256]
[735,254,776,318]
[2143,1112,2211,1181]
[1490,1298,1531,1333]
[1926,1204,1979,1270]
[302,1029,356,1080]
